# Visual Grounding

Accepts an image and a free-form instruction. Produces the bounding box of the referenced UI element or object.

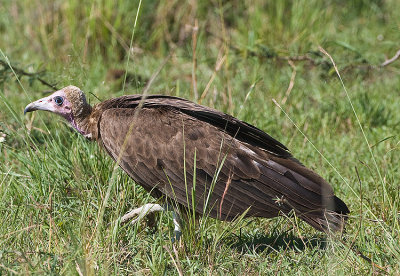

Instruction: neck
[67,104,93,138]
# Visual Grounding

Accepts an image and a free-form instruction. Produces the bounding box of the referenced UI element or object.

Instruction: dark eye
[54,96,64,106]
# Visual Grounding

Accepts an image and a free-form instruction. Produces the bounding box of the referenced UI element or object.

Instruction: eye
[54,96,64,106]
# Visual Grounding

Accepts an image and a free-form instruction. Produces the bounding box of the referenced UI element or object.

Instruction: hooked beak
[24,96,54,115]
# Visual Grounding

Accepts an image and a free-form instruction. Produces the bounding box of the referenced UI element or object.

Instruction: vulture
[24,85,349,236]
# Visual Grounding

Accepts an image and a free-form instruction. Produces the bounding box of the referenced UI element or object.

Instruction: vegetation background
[0,0,399,274]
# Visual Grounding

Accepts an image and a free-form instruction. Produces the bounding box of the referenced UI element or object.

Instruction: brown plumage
[24,86,349,232]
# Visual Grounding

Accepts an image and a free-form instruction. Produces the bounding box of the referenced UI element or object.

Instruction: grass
[1,0,400,274]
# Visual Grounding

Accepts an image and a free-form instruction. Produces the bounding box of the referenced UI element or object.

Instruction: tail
[260,156,350,233]
[299,196,350,232]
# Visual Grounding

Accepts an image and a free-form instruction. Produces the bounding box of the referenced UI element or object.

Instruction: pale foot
[121,203,182,241]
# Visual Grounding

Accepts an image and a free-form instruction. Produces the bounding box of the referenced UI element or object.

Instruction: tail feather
[257,156,350,232]
[299,196,349,232]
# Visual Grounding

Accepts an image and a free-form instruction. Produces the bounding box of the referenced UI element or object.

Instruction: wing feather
[97,98,348,231]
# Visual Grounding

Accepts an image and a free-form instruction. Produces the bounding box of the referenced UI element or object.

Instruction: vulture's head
[24,85,92,133]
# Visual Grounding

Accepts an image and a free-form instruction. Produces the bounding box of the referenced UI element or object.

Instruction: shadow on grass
[225,231,327,254]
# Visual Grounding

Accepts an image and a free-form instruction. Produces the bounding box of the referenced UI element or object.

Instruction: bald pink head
[24,86,92,135]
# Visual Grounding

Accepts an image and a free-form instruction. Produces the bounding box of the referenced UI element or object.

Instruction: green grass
[1,0,400,274]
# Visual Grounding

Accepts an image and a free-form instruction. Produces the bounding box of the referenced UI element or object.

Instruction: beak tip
[24,104,34,115]
[24,97,54,115]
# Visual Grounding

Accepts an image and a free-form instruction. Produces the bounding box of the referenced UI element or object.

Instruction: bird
[24,85,349,237]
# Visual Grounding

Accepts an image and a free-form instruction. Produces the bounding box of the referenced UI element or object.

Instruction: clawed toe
[120,208,141,223]
[120,203,165,224]
[120,203,182,242]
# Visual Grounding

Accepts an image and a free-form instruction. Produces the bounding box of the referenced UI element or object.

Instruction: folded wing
[98,96,349,232]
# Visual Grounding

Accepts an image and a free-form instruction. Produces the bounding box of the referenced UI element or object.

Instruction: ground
[0,0,399,274]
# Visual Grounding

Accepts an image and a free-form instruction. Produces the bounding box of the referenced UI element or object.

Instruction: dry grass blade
[1,225,38,239]
[282,60,296,104]
[142,50,174,95]
[199,50,226,103]
[192,19,199,101]
[0,263,18,274]
[381,48,400,67]
[122,0,143,94]
[272,98,354,193]
[101,18,130,53]
[318,46,389,208]
[163,245,184,276]
[94,0,144,241]
[75,261,84,276]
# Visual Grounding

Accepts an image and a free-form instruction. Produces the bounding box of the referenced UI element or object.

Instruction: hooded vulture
[24,85,349,234]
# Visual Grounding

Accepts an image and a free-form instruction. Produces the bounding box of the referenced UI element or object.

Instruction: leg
[172,211,182,242]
